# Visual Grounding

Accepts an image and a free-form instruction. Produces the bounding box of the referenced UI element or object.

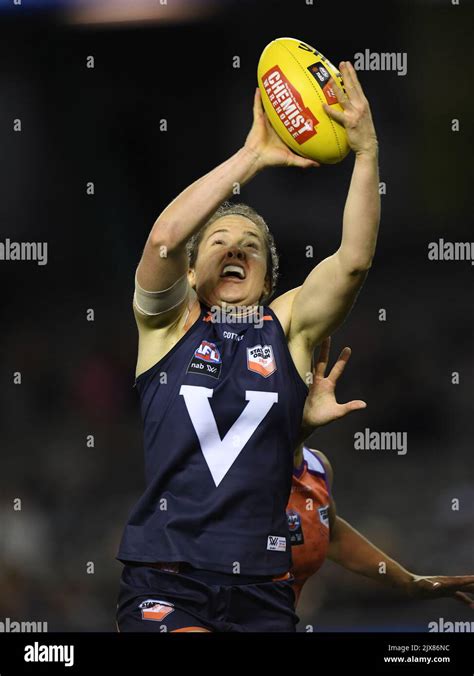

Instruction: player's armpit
[269,285,302,336]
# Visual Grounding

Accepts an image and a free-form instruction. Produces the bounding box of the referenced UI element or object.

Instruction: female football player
[116,62,380,632]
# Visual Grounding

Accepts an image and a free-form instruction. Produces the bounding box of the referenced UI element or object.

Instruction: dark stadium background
[0,0,472,632]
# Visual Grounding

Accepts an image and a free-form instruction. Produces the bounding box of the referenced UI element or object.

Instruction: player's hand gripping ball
[257,37,350,164]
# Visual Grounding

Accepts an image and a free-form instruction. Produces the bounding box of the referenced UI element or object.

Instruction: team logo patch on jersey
[286,509,305,545]
[187,340,222,379]
[267,535,287,552]
[318,505,330,529]
[138,599,175,622]
[247,344,277,378]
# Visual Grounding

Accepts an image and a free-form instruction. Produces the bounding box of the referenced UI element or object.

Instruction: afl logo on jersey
[286,509,304,545]
[247,344,277,378]
[187,340,222,379]
[195,340,221,363]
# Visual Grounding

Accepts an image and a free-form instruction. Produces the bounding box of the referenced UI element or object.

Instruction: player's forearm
[328,516,414,593]
[149,146,262,251]
[337,148,380,273]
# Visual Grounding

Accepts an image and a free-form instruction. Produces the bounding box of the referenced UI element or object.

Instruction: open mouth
[220,264,246,280]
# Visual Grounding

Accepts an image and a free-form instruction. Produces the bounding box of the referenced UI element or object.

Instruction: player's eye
[245,241,259,249]
[212,239,225,245]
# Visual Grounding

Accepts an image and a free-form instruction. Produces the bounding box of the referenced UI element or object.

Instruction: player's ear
[262,273,271,302]
[187,267,196,289]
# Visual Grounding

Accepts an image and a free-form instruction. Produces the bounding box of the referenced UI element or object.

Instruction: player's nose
[225,246,245,260]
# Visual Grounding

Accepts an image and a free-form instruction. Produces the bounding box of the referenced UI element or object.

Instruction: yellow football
[257,37,350,164]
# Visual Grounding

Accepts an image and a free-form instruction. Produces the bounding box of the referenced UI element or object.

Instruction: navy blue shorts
[116,563,298,632]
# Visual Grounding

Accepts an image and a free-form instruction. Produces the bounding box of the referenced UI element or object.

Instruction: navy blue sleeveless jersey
[117,302,308,575]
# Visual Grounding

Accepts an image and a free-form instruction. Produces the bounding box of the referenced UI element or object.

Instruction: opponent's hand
[406,575,474,608]
[302,337,366,430]
[323,61,378,157]
[244,87,319,170]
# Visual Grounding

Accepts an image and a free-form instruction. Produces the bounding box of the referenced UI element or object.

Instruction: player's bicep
[290,253,366,347]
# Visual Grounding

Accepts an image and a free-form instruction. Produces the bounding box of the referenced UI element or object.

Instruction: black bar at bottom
[0,632,472,674]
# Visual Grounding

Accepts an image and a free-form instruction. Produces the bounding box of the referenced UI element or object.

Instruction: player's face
[189,215,270,308]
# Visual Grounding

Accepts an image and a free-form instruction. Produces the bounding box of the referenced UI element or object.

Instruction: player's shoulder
[269,286,302,336]
[303,447,334,489]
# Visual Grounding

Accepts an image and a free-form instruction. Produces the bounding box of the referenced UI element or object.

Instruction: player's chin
[217,280,262,306]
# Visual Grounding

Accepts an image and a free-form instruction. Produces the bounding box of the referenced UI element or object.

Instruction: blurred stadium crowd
[0,0,472,631]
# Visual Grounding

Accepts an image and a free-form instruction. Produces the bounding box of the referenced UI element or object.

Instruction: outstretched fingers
[328,346,352,382]
[339,399,367,417]
[442,576,474,591]
[344,61,366,100]
[454,591,474,608]
[315,337,331,378]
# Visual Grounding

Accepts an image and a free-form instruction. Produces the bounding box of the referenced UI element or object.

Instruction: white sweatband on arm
[133,272,189,316]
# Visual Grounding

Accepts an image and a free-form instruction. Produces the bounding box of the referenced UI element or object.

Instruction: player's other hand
[323,61,378,157]
[407,575,474,608]
[302,336,366,430]
[244,87,319,170]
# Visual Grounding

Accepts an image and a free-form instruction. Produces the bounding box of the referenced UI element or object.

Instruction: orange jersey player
[288,446,331,606]
[293,338,474,613]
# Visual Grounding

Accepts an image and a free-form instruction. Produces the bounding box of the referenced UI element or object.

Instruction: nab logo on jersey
[247,344,277,378]
[187,340,222,379]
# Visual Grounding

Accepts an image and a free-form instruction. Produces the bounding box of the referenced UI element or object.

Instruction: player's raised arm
[134,148,260,326]
[134,88,317,327]
[289,61,380,349]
